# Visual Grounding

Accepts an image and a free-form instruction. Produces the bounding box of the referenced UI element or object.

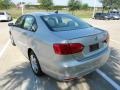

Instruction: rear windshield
[0,12,4,15]
[96,13,107,15]
[96,13,101,15]
[110,11,119,14]
[41,14,91,31]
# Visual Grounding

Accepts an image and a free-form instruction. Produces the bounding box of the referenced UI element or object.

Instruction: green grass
[0,8,93,19]
[72,10,93,18]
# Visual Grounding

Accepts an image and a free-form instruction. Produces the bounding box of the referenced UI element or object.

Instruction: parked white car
[0,11,12,21]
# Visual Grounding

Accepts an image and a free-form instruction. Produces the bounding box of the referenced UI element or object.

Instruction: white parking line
[96,39,120,89]
[110,56,119,60]
[0,39,10,59]
[96,69,120,90]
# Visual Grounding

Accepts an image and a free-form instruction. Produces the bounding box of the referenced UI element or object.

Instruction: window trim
[15,15,26,28]
[40,16,54,31]
[22,15,38,32]
[15,15,38,32]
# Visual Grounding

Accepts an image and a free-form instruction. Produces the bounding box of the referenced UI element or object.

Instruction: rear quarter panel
[28,17,73,71]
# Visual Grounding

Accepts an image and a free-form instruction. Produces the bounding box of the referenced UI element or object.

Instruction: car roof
[25,12,67,16]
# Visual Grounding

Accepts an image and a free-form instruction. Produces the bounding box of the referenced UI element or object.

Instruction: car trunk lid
[53,27,103,40]
[53,27,108,61]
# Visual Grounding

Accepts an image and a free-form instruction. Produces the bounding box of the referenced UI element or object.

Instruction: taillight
[53,43,84,55]
[103,34,109,43]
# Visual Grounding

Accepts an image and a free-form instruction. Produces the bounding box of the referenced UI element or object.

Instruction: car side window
[23,15,37,32]
[15,16,25,28]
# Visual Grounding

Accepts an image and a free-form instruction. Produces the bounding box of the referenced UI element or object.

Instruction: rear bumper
[112,17,120,20]
[105,17,111,19]
[43,47,110,81]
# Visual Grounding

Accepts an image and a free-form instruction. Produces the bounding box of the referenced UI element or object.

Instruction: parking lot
[0,19,120,90]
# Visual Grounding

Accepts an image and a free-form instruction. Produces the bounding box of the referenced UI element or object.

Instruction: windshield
[41,14,91,31]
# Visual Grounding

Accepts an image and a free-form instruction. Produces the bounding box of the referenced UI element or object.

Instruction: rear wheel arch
[28,48,44,76]
[28,48,33,58]
[28,48,39,61]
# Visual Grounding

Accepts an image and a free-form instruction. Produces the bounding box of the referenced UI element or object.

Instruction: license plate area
[89,43,99,52]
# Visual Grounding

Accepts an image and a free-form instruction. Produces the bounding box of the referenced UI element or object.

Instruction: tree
[38,0,53,10]
[99,0,109,12]
[82,3,89,10]
[99,0,120,12]
[68,0,81,11]
[112,0,120,9]
[0,0,12,9]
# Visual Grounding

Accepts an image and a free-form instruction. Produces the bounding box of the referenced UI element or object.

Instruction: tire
[10,34,16,46]
[101,18,104,20]
[111,18,114,20]
[29,50,43,76]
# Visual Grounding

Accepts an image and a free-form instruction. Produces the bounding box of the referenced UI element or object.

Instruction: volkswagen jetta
[8,12,110,81]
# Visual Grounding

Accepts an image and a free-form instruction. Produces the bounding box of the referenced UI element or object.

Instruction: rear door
[19,15,37,49]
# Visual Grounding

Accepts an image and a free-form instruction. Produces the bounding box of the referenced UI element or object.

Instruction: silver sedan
[8,12,110,81]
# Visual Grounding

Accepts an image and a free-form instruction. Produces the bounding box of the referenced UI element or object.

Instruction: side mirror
[8,23,15,26]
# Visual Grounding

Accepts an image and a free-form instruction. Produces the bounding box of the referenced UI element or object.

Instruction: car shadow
[100,47,120,85]
[0,20,13,22]
[1,47,119,90]
[0,62,86,90]
[107,47,120,65]
[110,47,120,58]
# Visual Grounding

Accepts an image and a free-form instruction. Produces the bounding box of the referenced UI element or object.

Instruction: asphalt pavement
[0,19,120,90]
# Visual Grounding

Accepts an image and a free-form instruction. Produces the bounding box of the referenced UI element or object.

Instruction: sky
[12,0,102,7]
